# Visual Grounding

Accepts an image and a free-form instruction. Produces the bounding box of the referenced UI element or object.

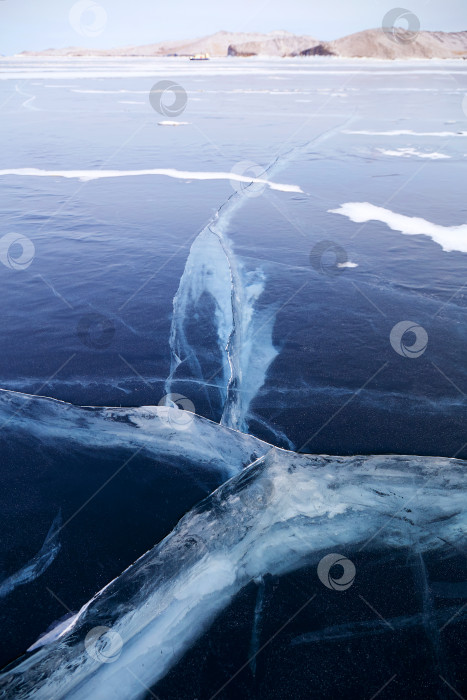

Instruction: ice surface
[1,55,466,697]
[1,448,464,699]
[2,57,466,81]
[329,202,467,253]
[0,389,270,480]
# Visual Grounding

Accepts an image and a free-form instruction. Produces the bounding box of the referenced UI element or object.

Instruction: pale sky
[1,0,466,56]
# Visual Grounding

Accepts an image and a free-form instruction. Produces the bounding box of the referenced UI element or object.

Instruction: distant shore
[13,28,467,60]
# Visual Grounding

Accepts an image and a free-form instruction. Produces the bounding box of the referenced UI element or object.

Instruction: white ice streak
[0,389,270,480]
[164,207,278,433]
[0,511,62,599]
[166,114,355,436]
[165,226,236,412]
[329,202,467,254]
[221,267,279,432]
[28,614,80,652]
[292,606,467,646]
[0,168,302,194]
[1,449,464,699]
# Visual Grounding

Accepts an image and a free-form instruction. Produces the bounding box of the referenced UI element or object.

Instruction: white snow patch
[0,168,302,194]
[337,261,358,268]
[157,120,190,126]
[377,147,450,159]
[329,202,467,253]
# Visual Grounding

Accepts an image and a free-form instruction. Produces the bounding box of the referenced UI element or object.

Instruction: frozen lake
[0,57,466,699]
[0,57,465,455]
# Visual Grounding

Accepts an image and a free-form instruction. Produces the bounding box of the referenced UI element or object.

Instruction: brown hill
[327,28,467,59]
[228,34,318,57]
[230,28,467,58]
[20,31,300,58]
[19,29,467,59]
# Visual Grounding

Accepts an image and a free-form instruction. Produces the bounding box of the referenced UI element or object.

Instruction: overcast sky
[1,0,466,55]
